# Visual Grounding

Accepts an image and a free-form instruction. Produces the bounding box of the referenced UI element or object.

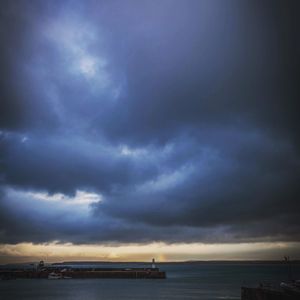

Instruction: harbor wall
[0,270,166,279]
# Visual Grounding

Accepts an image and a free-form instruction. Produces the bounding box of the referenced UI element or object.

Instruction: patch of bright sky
[5,187,101,216]
[42,13,120,96]
[27,190,102,206]
[20,135,28,143]
[119,145,148,157]
[137,164,194,193]
[118,142,174,160]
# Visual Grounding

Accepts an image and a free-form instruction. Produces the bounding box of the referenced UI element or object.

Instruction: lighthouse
[152,258,156,269]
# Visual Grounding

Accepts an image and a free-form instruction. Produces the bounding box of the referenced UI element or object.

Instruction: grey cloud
[0,0,299,246]
[97,131,300,234]
[1,131,160,195]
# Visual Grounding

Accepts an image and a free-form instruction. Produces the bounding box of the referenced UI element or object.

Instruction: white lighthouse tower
[152,258,156,269]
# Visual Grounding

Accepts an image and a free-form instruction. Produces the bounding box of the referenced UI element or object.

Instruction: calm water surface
[1,263,300,300]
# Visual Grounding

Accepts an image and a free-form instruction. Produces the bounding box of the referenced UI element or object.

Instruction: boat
[48,272,62,279]
[280,281,300,295]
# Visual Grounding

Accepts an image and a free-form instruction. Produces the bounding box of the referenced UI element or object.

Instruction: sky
[0,0,299,263]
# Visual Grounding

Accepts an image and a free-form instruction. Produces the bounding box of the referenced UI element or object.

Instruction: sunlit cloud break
[1,242,300,263]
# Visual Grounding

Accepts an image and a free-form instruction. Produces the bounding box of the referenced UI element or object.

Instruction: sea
[1,262,300,300]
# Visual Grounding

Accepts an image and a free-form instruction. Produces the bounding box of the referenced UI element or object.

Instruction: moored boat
[280,281,300,295]
[48,272,62,279]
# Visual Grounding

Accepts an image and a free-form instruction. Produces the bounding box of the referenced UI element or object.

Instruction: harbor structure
[242,280,300,300]
[0,260,166,280]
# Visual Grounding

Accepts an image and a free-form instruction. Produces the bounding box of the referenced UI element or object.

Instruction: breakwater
[0,267,166,279]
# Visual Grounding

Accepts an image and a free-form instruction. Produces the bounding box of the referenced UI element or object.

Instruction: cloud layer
[0,0,299,249]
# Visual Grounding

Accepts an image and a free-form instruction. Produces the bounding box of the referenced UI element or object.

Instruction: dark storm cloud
[0,0,61,130]
[0,185,227,244]
[1,131,158,195]
[97,129,300,240]
[90,0,300,145]
[0,0,299,245]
